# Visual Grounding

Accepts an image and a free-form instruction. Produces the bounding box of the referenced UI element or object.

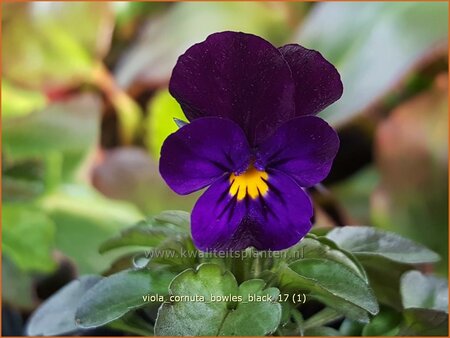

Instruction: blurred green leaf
[115,2,291,88]
[2,203,56,273]
[401,271,448,312]
[297,2,448,125]
[40,185,142,274]
[372,76,448,274]
[331,166,379,224]
[362,306,402,336]
[1,80,47,118]
[3,93,101,165]
[113,2,167,28]
[279,258,378,322]
[357,255,411,311]
[76,268,173,328]
[3,2,113,90]
[339,318,364,336]
[327,226,440,264]
[110,89,143,145]
[2,177,45,203]
[399,308,448,336]
[2,257,37,310]
[26,275,102,336]
[146,90,186,159]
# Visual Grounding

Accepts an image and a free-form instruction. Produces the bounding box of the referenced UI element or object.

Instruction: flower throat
[229,164,269,201]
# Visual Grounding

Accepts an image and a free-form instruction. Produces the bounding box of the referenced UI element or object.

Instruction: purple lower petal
[191,169,313,251]
[244,170,313,250]
[191,175,247,251]
[169,31,296,146]
[255,116,339,188]
[279,44,343,116]
[159,117,250,195]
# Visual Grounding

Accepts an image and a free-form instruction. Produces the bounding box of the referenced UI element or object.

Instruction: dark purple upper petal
[191,168,313,251]
[169,31,296,146]
[279,44,343,116]
[159,117,250,195]
[255,116,339,188]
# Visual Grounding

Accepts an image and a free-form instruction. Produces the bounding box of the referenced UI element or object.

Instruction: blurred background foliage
[1,1,448,335]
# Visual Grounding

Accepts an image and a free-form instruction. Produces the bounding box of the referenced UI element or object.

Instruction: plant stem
[253,253,261,278]
[291,307,305,336]
[303,307,343,330]
[231,255,246,283]
[91,62,142,145]
[44,151,62,193]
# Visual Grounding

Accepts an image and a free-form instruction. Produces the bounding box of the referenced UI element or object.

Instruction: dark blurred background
[2,1,448,335]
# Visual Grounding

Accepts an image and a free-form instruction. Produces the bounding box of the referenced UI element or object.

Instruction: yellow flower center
[229,165,269,201]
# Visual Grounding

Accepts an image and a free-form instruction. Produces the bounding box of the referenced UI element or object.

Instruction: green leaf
[327,226,440,264]
[107,312,155,336]
[330,166,379,225]
[287,307,305,336]
[2,203,56,273]
[113,2,168,28]
[401,271,448,312]
[146,90,187,159]
[99,221,179,254]
[99,210,190,254]
[40,185,142,274]
[149,235,198,271]
[1,80,47,118]
[297,2,448,125]
[76,268,173,328]
[3,93,101,163]
[285,237,367,281]
[154,210,190,230]
[399,308,448,336]
[303,307,343,330]
[2,257,36,310]
[362,306,402,336]
[313,294,370,324]
[103,252,138,276]
[155,263,237,336]
[2,157,47,202]
[279,258,378,322]
[218,279,281,336]
[357,255,411,311]
[2,176,45,203]
[115,2,291,88]
[26,275,102,336]
[155,264,282,336]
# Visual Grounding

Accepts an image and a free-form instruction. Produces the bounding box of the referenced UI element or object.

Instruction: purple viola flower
[159,31,342,251]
